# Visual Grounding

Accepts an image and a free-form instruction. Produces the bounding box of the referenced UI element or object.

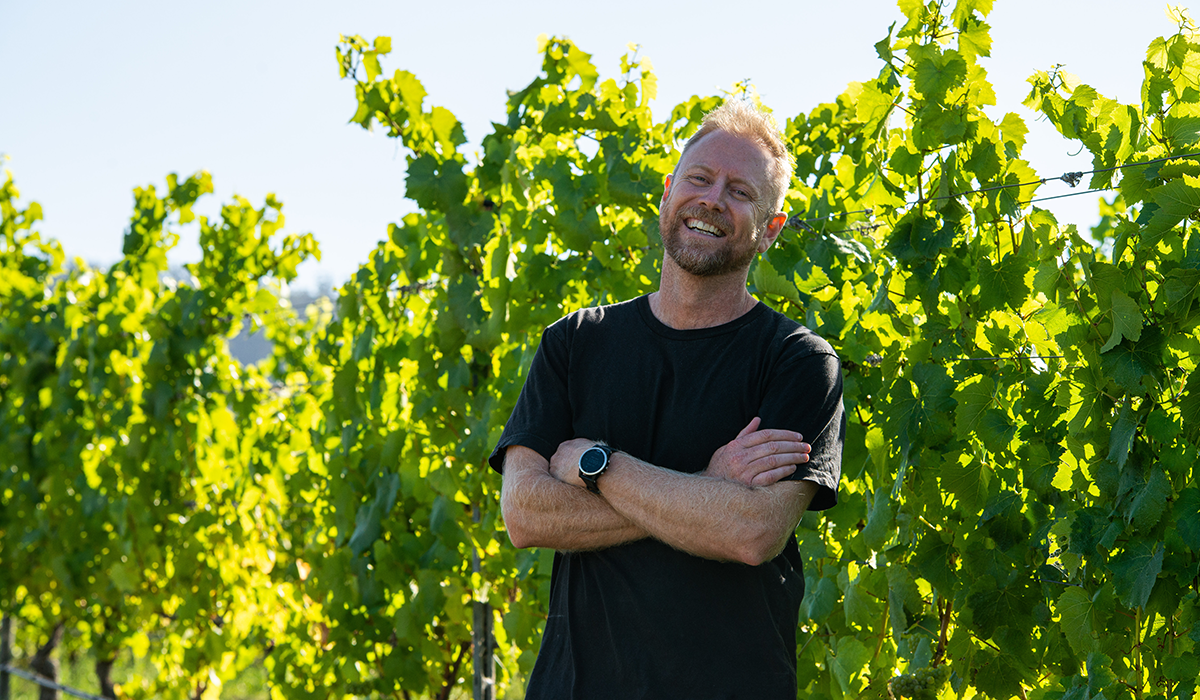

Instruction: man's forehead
[677,130,772,180]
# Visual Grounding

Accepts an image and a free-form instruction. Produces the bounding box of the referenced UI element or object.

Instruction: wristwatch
[578,444,614,494]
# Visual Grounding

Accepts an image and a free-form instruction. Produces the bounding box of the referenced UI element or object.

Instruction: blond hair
[677,99,795,217]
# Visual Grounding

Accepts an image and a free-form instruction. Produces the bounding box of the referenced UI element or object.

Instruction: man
[488,99,844,698]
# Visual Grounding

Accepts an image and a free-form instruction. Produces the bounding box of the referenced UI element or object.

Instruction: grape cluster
[888,664,951,700]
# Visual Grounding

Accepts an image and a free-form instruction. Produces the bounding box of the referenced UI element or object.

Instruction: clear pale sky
[0,1,1182,291]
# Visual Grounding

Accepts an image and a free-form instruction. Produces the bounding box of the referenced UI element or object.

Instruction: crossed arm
[499,418,820,566]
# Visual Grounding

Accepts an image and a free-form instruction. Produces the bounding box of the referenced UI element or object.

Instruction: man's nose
[697,179,727,211]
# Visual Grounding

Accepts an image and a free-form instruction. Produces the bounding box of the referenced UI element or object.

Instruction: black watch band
[578,444,614,494]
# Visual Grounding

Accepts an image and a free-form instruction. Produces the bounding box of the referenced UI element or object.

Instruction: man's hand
[532,427,819,564]
[704,417,811,486]
[549,438,594,488]
[501,445,649,550]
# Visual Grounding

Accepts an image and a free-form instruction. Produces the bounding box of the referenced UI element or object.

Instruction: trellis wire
[786,150,1200,236]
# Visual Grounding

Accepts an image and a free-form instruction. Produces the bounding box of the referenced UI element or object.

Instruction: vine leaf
[1108,539,1164,609]
[862,489,895,552]
[1105,404,1137,468]
[1179,371,1200,442]
[941,455,991,514]
[1057,587,1099,657]
[1100,290,1142,353]
[1172,488,1200,552]
[1099,326,1165,394]
[953,375,994,440]
[1144,174,1200,245]
[1126,468,1171,531]
[978,253,1031,311]
[827,636,871,695]
[751,257,800,304]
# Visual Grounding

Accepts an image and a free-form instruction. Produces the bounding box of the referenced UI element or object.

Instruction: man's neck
[649,261,759,330]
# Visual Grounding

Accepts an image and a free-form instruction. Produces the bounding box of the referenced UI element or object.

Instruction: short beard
[660,206,760,277]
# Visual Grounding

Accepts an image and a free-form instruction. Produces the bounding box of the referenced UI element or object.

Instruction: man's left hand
[549,438,595,488]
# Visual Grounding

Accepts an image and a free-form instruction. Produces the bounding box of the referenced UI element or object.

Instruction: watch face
[579,447,608,476]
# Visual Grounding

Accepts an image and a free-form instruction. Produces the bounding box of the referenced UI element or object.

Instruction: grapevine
[3,2,1200,699]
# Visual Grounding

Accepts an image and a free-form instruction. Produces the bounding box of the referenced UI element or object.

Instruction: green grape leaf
[912,47,968,101]
[972,650,1025,700]
[1126,468,1171,531]
[1099,290,1142,353]
[887,565,919,640]
[1144,174,1200,245]
[827,635,872,695]
[853,79,897,133]
[978,253,1031,311]
[1000,112,1029,149]
[793,266,832,295]
[862,490,895,552]
[968,574,1036,639]
[803,575,839,622]
[958,19,993,60]
[953,375,994,440]
[941,455,991,514]
[1056,587,1099,657]
[1085,261,1125,315]
[979,408,1016,453]
[1180,370,1200,441]
[1099,326,1165,395]
[1084,651,1117,696]
[1164,652,1200,682]
[1109,539,1164,609]
[752,257,800,304]
[1144,408,1181,443]
[843,574,881,628]
[875,23,896,63]
[1069,507,1109,558]
[1172,488,1200,551]
[1164,268,1200,317]
[1164,115,1200,147]
[912,532,957,595]
[1105,405,1138,468]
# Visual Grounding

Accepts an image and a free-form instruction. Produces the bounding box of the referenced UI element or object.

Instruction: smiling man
[490,99,845,699]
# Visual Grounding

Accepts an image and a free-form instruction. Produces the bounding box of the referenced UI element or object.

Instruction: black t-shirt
[489,295,844,699]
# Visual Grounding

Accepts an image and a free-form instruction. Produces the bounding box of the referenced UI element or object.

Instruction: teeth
[686,219,723,237]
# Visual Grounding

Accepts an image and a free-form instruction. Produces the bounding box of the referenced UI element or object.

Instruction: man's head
[677,100,795,218]
[658,101,795,278]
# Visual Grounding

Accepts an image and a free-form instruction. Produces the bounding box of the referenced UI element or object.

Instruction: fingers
[756,450,810,468]
[750,463,797,487]
[736,416,761,438]
[744,437,810,462]
[738,427,804,447]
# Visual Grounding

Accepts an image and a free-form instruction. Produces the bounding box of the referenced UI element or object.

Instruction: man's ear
[757,213,787,253]
[661,174,673,204]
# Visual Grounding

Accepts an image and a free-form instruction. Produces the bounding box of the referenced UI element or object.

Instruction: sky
[0,1,1185,292]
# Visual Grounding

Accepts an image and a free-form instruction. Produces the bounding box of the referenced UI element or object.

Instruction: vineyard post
[471,505,494,700]
[1,615,11,700]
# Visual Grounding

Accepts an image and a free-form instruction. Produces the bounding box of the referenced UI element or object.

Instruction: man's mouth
[685,218,726,237]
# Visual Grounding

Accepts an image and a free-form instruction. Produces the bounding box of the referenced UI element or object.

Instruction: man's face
[658,130,781,278]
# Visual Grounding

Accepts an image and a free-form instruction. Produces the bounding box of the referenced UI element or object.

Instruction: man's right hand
[704,417,811,487]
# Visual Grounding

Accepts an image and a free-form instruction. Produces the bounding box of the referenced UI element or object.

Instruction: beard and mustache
[660,205,762,278]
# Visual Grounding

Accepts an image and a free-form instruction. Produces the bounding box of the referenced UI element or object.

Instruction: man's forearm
[500,445,649,551]
[598,451,817,566]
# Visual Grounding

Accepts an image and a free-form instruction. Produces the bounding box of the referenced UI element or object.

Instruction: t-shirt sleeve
[757,350,845,511]
[487,323,575,474]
